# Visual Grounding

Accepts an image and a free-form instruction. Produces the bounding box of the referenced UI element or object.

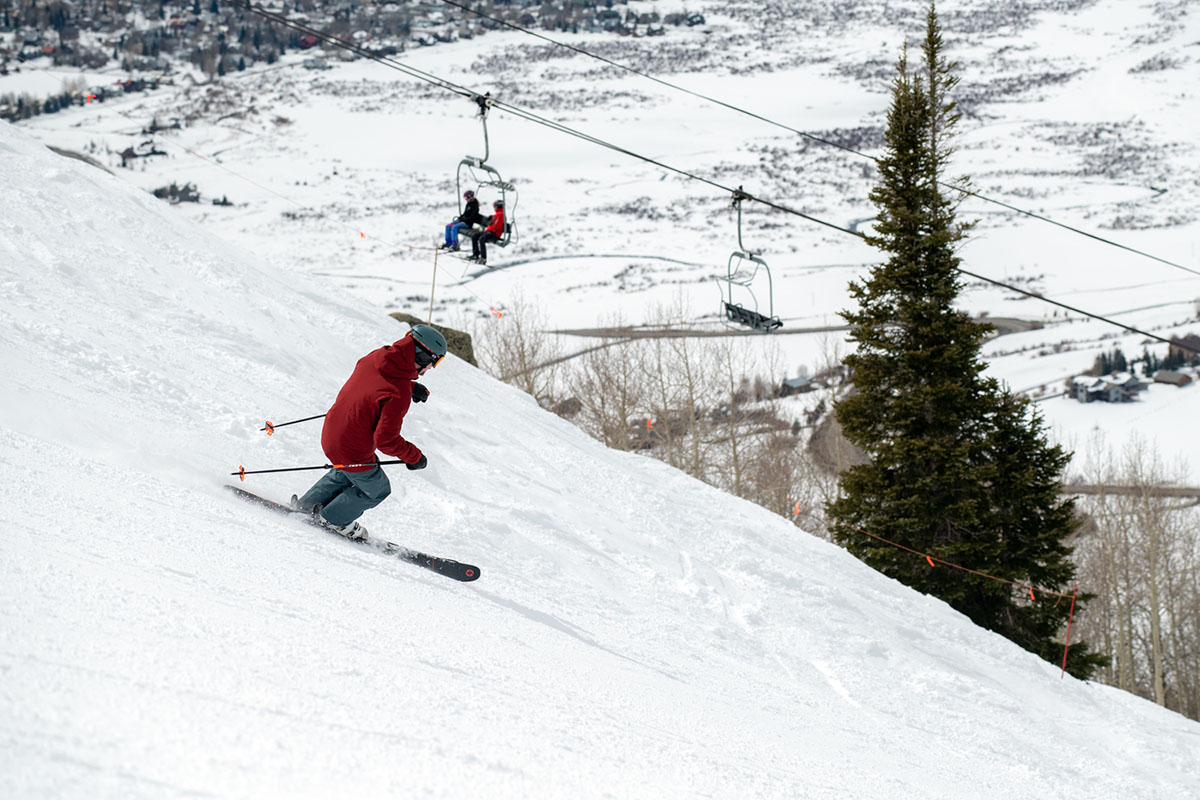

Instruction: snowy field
[2,107,1199,800]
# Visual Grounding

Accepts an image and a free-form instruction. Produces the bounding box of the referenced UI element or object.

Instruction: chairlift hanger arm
[467,92,495,165]
[731,186,756,256]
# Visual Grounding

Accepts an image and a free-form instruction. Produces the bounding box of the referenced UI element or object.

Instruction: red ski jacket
[321,338,423,472]
[484,208,505,237]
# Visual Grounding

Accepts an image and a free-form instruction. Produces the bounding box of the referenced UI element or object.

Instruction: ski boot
[310,504,368,540]
[328,520,368,541]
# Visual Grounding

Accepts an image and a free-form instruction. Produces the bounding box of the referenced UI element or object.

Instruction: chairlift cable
[957,268,1197,353]
[487,103,854,238]
[438,0,1199,278]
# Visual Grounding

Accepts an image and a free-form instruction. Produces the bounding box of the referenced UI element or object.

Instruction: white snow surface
[2,118,1199,798]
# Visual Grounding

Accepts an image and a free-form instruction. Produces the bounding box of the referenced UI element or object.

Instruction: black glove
[412,382,430,403]
[406,454,428,471]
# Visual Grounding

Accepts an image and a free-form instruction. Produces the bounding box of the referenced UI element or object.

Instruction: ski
[224,485,480,582]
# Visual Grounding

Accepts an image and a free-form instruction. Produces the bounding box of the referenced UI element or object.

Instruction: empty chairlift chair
[717,190,782,333]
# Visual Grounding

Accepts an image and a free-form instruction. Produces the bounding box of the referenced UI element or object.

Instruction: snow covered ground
[3,101,1200,798]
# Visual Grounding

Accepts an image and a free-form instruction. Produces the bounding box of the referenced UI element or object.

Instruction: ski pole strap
[261,414,327,435]
[232,459,409,480]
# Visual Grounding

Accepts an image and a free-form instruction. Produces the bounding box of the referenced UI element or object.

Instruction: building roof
[1072,372,1142,390]
[1170,333,1200,352]
[1154,370,1192,385]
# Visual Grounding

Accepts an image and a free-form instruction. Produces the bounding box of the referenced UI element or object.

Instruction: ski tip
[433,561,480,582]
[432,560,481,582]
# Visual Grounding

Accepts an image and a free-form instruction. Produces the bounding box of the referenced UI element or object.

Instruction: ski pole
[261,414,326,436]
[232,459,407,481]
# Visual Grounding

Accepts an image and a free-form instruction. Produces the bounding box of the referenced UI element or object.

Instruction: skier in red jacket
[467,200,506,266]
[293,325,448,539]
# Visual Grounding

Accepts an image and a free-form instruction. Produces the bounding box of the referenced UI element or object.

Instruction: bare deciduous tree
[474,293,563,409]
[568,315,642,450]
[716,337,748,497]
[1073,435,1200,719]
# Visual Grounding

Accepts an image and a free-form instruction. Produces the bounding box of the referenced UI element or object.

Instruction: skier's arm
[374,396,423,464]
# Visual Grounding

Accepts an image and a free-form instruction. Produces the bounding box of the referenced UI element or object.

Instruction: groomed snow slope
[1,120,1198,799]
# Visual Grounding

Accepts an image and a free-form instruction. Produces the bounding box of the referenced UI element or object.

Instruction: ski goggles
[413,338,445,369]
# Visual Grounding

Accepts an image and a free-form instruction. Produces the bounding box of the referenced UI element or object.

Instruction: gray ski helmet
[410,324,448,367]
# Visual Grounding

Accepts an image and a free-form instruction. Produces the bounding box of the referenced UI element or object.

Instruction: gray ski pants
[298,465,392,527]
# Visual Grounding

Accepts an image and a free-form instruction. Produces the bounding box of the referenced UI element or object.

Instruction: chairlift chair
[454,93,517,248]
[718,189,782,333]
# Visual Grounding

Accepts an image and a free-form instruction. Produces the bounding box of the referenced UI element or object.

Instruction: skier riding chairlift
[454,93,518,249]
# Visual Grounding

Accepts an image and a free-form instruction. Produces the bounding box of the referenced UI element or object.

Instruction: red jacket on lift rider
[468,200,505,267]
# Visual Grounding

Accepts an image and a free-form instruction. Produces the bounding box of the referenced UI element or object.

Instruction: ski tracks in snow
[675,546,874,713]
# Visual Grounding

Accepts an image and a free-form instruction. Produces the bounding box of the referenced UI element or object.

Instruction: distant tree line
[0,70,160,121]
[1087,345,1199,378]
[0,87,79,119]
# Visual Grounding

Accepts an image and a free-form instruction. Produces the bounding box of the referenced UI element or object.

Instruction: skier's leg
[318,466,393,526]
[297,468,353,512]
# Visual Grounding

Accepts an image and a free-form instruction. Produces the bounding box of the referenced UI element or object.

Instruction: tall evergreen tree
[827,4,1103,678]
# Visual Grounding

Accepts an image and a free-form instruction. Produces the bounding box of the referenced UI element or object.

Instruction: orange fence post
[1060,583,1078,679]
